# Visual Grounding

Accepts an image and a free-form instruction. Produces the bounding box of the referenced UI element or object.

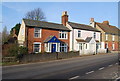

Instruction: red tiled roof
[96,22,120,35]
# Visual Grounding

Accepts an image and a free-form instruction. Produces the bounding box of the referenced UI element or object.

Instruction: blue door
[52,44,56,52]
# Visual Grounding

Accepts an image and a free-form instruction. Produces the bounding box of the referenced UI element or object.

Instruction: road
[2,53,119,80]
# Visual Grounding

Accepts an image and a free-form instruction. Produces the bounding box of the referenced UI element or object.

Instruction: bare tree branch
[25,8,46,21]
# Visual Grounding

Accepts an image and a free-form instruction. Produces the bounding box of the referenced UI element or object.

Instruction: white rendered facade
[66,22,101,55]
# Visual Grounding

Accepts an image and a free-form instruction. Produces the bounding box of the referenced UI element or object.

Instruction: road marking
[98,67,104,70]
[69,76,79,80]
[86,71,94,74]
[116,63,118,65]
[108,64,113,67]
[115,77,120,81]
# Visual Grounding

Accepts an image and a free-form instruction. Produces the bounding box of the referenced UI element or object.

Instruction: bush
[19,46,28,54]
[7,45,28,57]
[8,44,19,57]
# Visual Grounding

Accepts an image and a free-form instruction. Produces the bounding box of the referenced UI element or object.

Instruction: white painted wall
[18,20,25,46]
[66,23,73,51]
[66,22,101,55]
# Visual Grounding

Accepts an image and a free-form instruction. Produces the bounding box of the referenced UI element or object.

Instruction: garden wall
[20,51,79,63]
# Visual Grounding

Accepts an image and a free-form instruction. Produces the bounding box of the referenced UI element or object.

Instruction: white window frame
[33,42,41,53]
[112,35,115,41]
[79,43,83,50]
[105,34,108,40]
[34,28,41,38]
[112,43,115,50]
[93,32,96,39]
[78,30,81,38]
[60,43,67,52]
[86,44,87,49]
[59,31,68,39]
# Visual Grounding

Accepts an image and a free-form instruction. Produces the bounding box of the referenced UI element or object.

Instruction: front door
[52,44,56,52]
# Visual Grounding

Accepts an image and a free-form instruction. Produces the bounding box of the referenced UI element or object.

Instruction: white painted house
[62,11,102,55]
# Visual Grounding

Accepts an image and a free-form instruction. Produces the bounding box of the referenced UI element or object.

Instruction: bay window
[60,43,67,52]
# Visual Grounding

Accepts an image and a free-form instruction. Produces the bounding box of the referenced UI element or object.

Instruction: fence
[20,51,79,63]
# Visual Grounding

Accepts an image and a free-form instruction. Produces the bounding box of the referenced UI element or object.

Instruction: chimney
[90,18,94,23]
[103,21,109,25]
[62,11,68,26]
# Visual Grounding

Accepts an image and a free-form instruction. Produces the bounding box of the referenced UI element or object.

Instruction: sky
[1,2,118,32]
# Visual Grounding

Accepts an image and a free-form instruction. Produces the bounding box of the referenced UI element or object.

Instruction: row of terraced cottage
[18,11,120,55]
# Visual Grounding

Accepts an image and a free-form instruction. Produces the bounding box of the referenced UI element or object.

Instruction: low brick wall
[2,57,17,62]
[20,51,79,63]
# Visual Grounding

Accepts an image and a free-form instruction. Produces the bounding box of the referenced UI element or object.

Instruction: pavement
[2,53,119,80]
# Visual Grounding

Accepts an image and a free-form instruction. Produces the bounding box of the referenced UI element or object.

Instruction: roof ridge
[68,21,92,27]
[23,18,63,26]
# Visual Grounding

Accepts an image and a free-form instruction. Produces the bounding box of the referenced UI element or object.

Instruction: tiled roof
[76,39,86,42]
[85,37,92,42]
[23,19,70,31]
[96,22,120,35]
[44,35,64,43]
[44,36,54,43]
[68,22,100,32]
[95,40,99,42]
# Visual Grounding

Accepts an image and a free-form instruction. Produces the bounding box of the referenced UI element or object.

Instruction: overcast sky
[1,2,118,32]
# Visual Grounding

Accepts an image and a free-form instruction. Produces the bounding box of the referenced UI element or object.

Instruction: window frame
[34,28,41,38]
[59,31,68,39]
[105,34,108,40]
[112,35,115,41]
[93,32,96,39]
[33,42,41,53]
[112,43,115,50]
[78,30,81,38]
[60,43,67,52]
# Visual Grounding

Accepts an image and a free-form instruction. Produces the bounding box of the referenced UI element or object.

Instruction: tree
[2,26,9,44]
[25,8,46,21]
[10,23,21,36]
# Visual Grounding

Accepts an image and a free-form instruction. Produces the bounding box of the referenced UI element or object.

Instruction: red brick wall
[114,42,119,51]
[27,27,70,53]
[105,41,119,51]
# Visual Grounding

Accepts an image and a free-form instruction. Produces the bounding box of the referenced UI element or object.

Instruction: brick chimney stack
[62,11,68,26]
[103,21,109,25]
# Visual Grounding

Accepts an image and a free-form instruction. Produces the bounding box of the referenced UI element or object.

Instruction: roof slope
[23,19,70,31]
[44,35,64,43]
[96,22,120,35]
[85,37,92,42]
[68,22,100,32]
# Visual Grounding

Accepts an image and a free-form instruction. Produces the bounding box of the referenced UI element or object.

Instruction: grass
[2,62,19,66]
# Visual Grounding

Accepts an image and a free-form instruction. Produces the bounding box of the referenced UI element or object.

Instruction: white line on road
[98,67,104,70]
[69,76,79,80]
[108,64,113,67]
[115,77,120,81]
[86,71,94,74]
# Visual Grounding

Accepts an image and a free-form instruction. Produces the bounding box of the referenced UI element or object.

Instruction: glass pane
[34,44,40,52]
